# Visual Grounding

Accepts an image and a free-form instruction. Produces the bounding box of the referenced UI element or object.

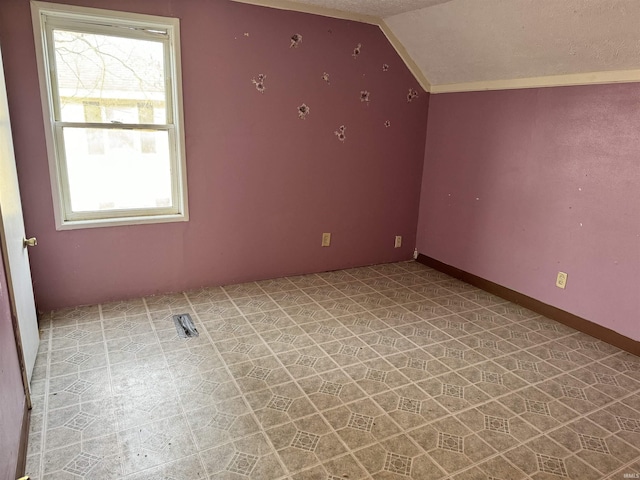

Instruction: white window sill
[56,212,189,230]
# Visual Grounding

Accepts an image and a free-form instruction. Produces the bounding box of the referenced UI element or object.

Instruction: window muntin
[32,3,187,228]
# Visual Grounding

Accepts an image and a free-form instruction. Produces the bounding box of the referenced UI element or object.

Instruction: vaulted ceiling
[241,0,640,92]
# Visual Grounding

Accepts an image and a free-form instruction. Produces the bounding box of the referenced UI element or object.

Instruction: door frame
[0,227,31,479]
[0,223,32,408]
[0,36,33,479]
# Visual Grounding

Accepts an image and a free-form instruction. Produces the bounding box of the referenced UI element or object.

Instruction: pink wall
[0,0,428,311]
[0,249,26,479]
[417,84,640,341]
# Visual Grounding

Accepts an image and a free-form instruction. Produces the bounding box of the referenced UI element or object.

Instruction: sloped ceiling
[259,0,640,91]
[275,0,454,17]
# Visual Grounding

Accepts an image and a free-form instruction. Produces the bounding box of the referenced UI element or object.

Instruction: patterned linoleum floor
[25,261,640,479]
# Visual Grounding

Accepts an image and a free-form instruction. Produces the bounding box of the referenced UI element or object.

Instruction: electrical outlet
[556,272,568,289]
[394,236,402,248]
[321,232,331,247]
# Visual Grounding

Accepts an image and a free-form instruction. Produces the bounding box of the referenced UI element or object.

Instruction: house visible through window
[32,2,188,228]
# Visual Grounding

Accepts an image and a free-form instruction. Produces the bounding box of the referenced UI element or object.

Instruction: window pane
[62,127,173,212]
[52,30,166,123]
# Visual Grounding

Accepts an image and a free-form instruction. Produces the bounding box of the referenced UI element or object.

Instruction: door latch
[23,237,37,248]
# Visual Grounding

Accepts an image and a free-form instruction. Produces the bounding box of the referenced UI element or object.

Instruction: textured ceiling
[283,0,640,87]
[281,0,453,18]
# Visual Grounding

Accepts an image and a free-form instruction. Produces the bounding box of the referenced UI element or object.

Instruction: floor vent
[173,313,199,338]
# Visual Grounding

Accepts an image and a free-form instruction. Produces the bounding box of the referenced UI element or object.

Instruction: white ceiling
[282,0,640,88]
[280,0,453,18]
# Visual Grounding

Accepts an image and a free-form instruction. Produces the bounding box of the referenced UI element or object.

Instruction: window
[31,2,188,229]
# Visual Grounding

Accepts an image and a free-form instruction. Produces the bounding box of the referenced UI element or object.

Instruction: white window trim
[31,1,189,230]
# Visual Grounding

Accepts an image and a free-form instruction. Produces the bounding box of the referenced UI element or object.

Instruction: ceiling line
[378,20,431,92]
[230,0,379,24]
[431,69,640,94]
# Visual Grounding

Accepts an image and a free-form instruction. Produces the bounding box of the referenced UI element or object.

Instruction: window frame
[31,1,189,230]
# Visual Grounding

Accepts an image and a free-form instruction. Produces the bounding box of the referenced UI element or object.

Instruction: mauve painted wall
[0,0,428,311]
[417,84,640,341]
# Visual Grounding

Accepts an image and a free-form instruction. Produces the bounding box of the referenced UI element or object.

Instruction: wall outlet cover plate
[556,272,568,289]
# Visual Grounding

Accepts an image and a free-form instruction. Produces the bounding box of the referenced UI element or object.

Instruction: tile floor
[25,261,640,479]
